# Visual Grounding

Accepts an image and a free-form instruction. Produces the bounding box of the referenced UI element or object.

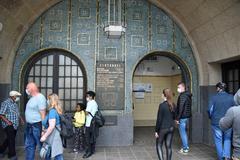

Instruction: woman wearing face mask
[41,94,64,160]
[155,88,176,160]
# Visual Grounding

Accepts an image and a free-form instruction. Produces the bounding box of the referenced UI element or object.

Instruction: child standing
[73,103,86,152]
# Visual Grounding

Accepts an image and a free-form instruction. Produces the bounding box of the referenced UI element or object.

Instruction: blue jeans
[46,154,64,160]
[24,122,42,160]
[211,125,232,160]
[178,118,189,150]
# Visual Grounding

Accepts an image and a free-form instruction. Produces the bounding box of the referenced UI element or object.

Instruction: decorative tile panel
[131,35,144,47]
[77,33,90,45]
[13,0,199,112]
[105,47,117,60]
[132,11,142,21]
[79,8,91,18]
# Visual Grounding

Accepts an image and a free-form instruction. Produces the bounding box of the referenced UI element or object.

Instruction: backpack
[90,110,105,127]
[56,114,75,139]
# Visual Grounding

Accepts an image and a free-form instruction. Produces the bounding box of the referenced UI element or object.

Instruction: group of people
[0,82,99,160]
[155,81,240,160]
[209,82,240,160]
[0,81,240,160]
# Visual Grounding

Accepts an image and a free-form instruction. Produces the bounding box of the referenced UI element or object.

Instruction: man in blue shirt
[208,82,235,160]
[24,82,46,160]
[0,91,24,160]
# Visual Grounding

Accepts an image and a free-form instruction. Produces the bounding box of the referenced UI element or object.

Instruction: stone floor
[1,127,217,160]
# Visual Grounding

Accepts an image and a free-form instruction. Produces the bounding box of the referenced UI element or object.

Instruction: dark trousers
[156,127,174,160]
[85,127,95,154]
[74,126,85,151]
[0,125,17,158]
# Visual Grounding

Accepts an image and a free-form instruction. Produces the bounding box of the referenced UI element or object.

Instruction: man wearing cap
[0,91,24,160]
[208,82,235,160]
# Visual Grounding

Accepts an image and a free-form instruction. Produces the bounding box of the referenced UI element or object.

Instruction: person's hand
[20,118,25,125]
[40,135,47,142]
[7,121,12,126]
[155,132,159,138]
[41,130,45,136]
[175,120,179,125]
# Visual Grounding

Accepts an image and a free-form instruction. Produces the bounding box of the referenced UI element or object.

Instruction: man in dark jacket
[175,82,192,154]
[208,82,235,160]
[220,88,240,160]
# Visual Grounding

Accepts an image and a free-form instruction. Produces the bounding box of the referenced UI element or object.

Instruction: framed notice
[96,61,125,110]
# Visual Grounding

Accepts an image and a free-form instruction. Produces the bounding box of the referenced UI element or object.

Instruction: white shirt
[85,100,98,127]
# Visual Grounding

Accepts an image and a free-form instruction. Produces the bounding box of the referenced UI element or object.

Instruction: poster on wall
[134,92,145,99]
[144,83,152,92]
[133,83,152,93]
[133,83,145,92]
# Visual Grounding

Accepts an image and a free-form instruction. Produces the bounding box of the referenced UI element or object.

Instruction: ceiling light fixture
[104,0,126,39]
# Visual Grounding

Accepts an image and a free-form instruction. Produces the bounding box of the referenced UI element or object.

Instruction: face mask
[15,97,20,102]
[47,100,50,106]
[25,89,30,96]
[177,88,181,93]
[86,97,90,102]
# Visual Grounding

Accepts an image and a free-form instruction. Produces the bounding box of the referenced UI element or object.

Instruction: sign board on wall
[96,61,125,110]
[133,83,152,92]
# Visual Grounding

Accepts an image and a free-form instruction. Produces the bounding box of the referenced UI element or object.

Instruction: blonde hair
[47,93,63,115]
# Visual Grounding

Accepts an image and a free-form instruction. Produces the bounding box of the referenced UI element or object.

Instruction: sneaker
[73,148,79,153]
[178,148,189,154]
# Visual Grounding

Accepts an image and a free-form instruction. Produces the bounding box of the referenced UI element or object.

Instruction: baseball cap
[9,91,21,97]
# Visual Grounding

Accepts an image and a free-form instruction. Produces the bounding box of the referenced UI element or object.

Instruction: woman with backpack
[155,88,176,160]
[41,94,64,160]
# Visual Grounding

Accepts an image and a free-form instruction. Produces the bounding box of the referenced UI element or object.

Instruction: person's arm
[0,115,12,125]
[40,119,56,142]
[85,104,91,116]
[219,108,234,131]
[0,102,12,125]
[155,104,162,138]
[207,97,214,119]
[176,95,185,120]
[39,110,46,120]
[19,115,25,125]
[38,95,47,120]
[40,109,56,142]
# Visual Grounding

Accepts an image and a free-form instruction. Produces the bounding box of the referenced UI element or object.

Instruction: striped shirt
[0,98,20,129]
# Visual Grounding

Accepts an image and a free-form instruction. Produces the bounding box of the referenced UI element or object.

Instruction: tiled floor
[1,127,217,160]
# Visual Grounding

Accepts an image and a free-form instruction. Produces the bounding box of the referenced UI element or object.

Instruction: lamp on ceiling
[104,0,126,39]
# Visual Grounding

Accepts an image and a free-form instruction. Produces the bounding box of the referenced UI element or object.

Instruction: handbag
[40,142,51,159]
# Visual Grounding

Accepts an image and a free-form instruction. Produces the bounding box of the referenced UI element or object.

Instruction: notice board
[96,61,125,110]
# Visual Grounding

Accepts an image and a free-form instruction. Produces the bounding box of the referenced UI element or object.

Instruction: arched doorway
[21,49,87,112]
[132,52,191,145]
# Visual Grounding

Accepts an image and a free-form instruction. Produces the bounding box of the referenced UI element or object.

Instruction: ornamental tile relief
[13,0,199,112]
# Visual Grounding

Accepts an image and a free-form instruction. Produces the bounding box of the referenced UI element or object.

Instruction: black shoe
[83,152,92,158]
